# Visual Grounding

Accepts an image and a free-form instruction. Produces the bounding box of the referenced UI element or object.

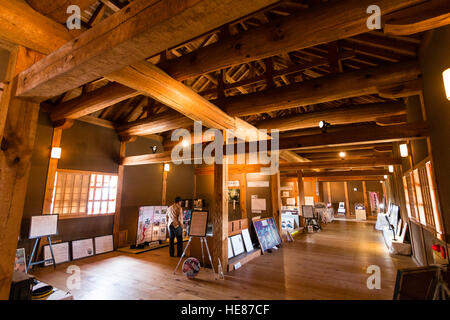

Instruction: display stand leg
[200,237,205,267]
[26,238,40,273]
[47,236,57,269]
[173,237,192,274]
[202,237,216,280]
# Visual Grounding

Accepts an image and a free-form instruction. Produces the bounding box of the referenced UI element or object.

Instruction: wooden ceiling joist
[256,102,406,131]
[16,0,279,99]
[301,170,390,178]
[223,60,421,117]
[279,158,401,171]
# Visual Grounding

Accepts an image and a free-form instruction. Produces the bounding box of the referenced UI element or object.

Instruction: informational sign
[251,198,266,212]
[248,181,269,188]
[29,215,58,239]
[72,238,94,260]
[14,248,27,272]
[94,235,114,254]
[228,238,234,259]
[189,211,208,237]
[44,242,70,266]
[241,228,254,252]
[230,234,245,256]
[228,181,240,187]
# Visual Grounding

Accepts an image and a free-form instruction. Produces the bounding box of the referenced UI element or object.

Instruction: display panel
[72,238,94,260]
[253,218,281,252]
[44,242,70,266]
[189,211,208,237]
[29,215,58,239]
[94,235,114,254]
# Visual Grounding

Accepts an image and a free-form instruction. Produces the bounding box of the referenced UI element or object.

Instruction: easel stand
[173,236,216,279]
[27,236,56,272]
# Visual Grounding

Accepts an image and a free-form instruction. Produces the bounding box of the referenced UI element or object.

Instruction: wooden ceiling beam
[279,158,400,171]
[158,0,423,81]
[256,101,406,131]
[301,170,390,177]
[223,60,421,117]
[15,0,279,99]
[26,0,97,24]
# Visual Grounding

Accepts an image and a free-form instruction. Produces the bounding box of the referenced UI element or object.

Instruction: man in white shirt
[166,197,184,257]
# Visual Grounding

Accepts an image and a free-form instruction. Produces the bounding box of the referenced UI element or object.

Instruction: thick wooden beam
[302,170,390,177]
[26,0,96,24]
[0,0,72,55]
[0,46,44,299]
[224,61,421,117]
[257,102,406,131]
[344,182,350,216]
[113,141,126,250]
[280,158,400,171]
[16,0,278,99]
[41,128,62,215]
[158,0,423,81]
[384,0,450,36]
[362,181,370,213]
[270,172,282,234]
[297,171,305,207]
[50,82,139,121]
[213,160,228,270]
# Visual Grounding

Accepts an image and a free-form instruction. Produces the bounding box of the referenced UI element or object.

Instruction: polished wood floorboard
[31,220,416,300]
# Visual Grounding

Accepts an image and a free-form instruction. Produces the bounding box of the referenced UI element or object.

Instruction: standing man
[166,196,184,257]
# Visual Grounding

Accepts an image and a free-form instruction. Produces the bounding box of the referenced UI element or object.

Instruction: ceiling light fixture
[319,120,331,133]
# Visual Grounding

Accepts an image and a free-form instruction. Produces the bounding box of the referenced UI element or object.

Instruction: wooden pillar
[161,169,168,205]
[0,46,44,299]
[213,160,228,270]
[240,173,247,219]
[327,182,332,204]
[113,141,127,249]
[297,171,305,207]
[270,171,281,233]
[344,181,350,216]
[362,181,370,214]
[318,181,324,202]
[382,181,387,213]
[312,178,319,203]
[42,128,62,214]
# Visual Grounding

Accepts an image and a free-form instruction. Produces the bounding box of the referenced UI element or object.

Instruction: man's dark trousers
[169,225,183,257]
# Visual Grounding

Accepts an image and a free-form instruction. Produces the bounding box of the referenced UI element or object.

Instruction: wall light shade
[339,151,346,158]
[443,68,450,100]
[50,147,61,159]
[388,165,394,173]
[399,143,408,157]
[384,175,388,179]
[164,163,170,172]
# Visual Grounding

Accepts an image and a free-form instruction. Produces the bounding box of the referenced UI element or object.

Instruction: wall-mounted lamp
[339,151,346,158]
[388,165,394,173]
[384,175,388,179]
[319,120,331,133]
[353,188,358,192]
[50,147,61,159]
[399,143,408,158]
[151,145,157,153]
[443,68,450,100]
[164,163,170,172]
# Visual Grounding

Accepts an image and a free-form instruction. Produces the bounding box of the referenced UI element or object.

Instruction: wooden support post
[213,159,228,270]
[297,171,305,207]
[382,181,387,213]
[240,173,247,219]
[318,181,324,202]
[270,172,281,234]
[113,141,126,249]
[313,178,319,203]
[0,46,44,299]
[42,128,62,214]
[344,182,350,216]
[327,182,332,204]
[161,169,168,205]
[362,181,370,215]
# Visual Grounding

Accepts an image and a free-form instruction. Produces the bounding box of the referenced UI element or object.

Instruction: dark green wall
[420,26,450,241]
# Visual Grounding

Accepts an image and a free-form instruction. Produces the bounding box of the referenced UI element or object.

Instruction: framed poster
[72,238,94,260]
[44,242,70,266]
[230,234,245,256]
[29,214,58,239]
[241,229,254,252]
[252,218,281,252]
[227,238,234,259]
[136,206,154,245]
[251,198,266,211]
[94,235,114,254]
[189,211,208,237]
[14,248,27,272]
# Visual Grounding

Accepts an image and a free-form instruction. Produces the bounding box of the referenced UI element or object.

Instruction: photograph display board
[94,235,114,254]
[136,206,168,245]
[29,215,58,239]
[72,238,94,260]
[44,242,70,266]
[230,234,245,256]
[241,228,254,252]
[189,211,208,237]
[253,218,282,252]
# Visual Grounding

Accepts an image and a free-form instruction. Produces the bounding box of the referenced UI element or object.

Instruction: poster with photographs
[14,248,27,272]
[253,218,282,252]
[136,206,154,245]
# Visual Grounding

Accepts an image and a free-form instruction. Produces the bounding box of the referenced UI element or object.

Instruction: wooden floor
[31,220,416,300]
